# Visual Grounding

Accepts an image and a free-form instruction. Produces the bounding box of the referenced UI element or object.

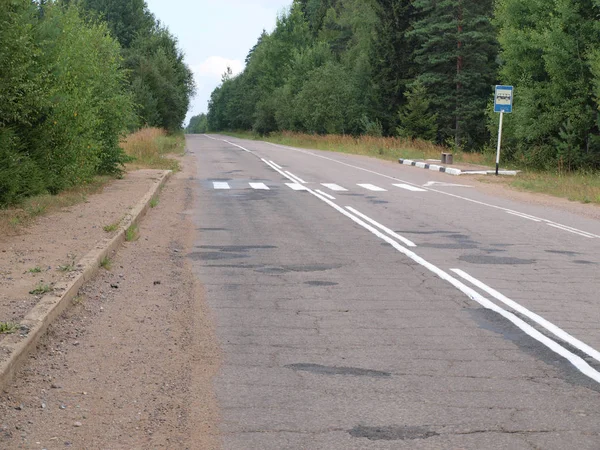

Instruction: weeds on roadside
[150,197,159,208]
[58,260,76,272]
[100,256,112,270]
[27,267,42,274]
[0,322,19,334]
[125,225,139,242]
[29,283,52,295]
[121,128,184,172]
[103,220,121,232]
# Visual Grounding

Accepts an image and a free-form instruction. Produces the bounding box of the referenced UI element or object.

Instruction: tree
[410,0,498,148]
[396,81,438,141]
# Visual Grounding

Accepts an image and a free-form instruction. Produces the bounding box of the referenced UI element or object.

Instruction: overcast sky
[145,0,292,124]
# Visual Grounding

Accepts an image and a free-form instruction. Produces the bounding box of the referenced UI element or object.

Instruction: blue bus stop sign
[494,85,513,113]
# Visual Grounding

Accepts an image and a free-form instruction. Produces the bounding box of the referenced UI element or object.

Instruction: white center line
[269,160,282,169]
[213,182,230,190]
[263,142,599,239]
[285,171,307,184]
[358,184,387,192]
[286,183,308,191]
[547,223,596,238]
[506,211,542,222]
[345,207,416,247]
[321,183,348,192]
[249,183,270,190]
[451,269,600,363]
[393,184,427,192]
[315,190,336,200]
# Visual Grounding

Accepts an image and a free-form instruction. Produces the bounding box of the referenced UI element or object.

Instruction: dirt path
[0,155,222,449]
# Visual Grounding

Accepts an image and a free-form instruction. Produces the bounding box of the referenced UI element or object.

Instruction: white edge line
[451,269,600,364]
[223,139,252,153]
[264,142,599,239]
[345,206,416,248]
[315,190,336,200]
[547,223,594,238]
[506,211,542,222]
[256,152,600,383]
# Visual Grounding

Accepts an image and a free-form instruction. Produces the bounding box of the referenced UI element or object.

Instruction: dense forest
[204,0,600,170]
[0,0,194,206]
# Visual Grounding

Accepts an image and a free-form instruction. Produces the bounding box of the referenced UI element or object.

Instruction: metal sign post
[494,85,513,175]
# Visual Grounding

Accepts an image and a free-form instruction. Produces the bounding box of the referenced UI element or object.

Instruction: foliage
[396,81,438,141]
[187,114,208,134]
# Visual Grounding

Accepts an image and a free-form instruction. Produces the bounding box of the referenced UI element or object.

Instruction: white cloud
[193,56,244,80]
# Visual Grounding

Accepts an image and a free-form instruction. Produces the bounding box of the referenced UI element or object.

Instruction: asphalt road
[187,134,600,449]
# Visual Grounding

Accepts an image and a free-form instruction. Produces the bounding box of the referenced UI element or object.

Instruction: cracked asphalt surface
[189,134,600,449]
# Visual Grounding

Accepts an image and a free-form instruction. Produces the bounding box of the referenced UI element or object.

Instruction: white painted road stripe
[548,222,594,239]
[285,171,307,184]
[315,190,336,200]
[345,207,416,248]
[286,183,308,191]
[264,142,599,239]
[269,160,282,169]
[358,184,387,192]
[213,182,230,190]
[451,269,600,364]
[203,134,217,140]
[393,184,427,192]
[547,223,595,238]
[321,183,347,192]
[223,139,252,153]
[506,211,542,222]
[254,149,600,383]
[249,183,269,190]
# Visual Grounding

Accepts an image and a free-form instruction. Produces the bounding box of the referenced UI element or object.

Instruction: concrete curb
[0,170,172,390]
[398,158,518,176]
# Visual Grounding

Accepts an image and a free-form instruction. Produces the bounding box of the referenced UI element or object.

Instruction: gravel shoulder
[0,155,222,449]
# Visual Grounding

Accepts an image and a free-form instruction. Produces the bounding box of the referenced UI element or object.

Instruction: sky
[145,0,293,125]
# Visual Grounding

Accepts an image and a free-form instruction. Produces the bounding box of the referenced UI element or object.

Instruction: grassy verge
[223,130,495,166]
[480,171,600,205]
[122,127,185,172]
[0,176,112,236]
[222,130,600,206]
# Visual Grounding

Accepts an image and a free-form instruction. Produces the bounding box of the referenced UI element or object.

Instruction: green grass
[149,196,159,208]
[100,256,112,270]
[0,322,19,334]
[29,283,53,295]
[103,220,121,233]
[58,260,76,272]
[27,267,42,274]
[125,224,139,242]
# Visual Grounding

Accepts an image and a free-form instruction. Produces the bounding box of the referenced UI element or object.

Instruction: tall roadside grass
[121,128,185,172]
[225,131,494,166]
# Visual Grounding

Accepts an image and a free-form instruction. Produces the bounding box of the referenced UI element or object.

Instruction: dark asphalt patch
[421,243,478,250]
[304,281,339,286]
[188,252,249,261]
[348,425,439,441]
[198,245,277,252]
[469,308,600,392]
[397,230,457,235]
[546,250,581,256]
[573,260,596,265]
[197,228,228,231]
[459,255,535,265]
[285,363,391,377]
[255,264,342,274]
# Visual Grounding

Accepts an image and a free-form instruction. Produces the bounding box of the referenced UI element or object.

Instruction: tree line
[0,0,194,206]
[205,0,600,171]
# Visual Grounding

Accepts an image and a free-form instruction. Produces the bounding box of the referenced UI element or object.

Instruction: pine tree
[396,81,438,141]
[369,0,415,135]
[410,0,498,149]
